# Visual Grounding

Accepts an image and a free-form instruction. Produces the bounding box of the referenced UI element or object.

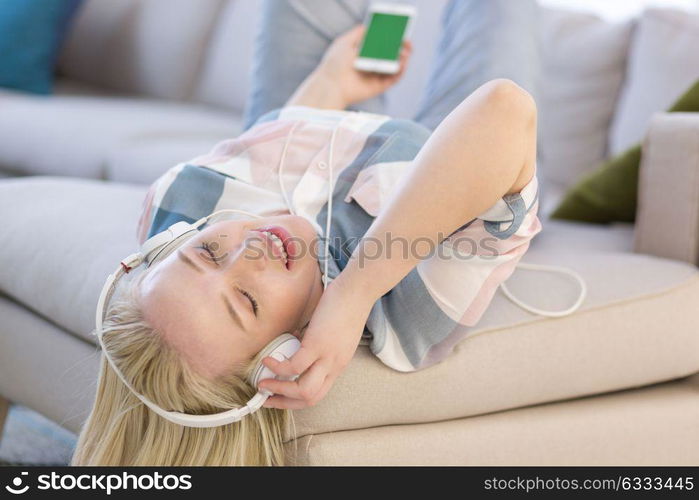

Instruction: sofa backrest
[58,0,226,101]
[539,6,699,193]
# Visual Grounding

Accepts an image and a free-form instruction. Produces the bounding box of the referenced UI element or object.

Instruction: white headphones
[94,209,302,428]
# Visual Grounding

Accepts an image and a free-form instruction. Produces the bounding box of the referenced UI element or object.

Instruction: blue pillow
[0,0,82,95]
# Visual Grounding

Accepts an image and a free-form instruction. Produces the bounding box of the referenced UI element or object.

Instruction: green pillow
[551,79,699,224]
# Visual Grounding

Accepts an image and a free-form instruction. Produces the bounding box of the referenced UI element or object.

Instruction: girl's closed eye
[196,242,222,265]
[237,287,259,316]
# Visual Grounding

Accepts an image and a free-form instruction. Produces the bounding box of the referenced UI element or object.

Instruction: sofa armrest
[634,112,699,266]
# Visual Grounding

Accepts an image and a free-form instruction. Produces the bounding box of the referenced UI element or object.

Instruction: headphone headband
[94,209,300,428]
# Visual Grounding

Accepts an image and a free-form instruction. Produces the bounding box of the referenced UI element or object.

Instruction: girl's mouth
[252,225,298,270]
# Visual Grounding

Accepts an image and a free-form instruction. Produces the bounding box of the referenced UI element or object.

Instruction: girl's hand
[258,276,374,410]
[316,25,412,107]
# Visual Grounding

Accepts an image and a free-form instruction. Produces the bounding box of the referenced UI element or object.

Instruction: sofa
[1,0,698,465]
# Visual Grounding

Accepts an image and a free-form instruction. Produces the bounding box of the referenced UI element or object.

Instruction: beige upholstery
[538,7,633,189]
[609,9,699,155]
[289,374,699,465]
[1,1,699,466]
[292,269,699,438]
[635,113,699,266]
[0,297,98,435]
[0,85,238,180]
[58,0,226,100]
[1,177,698,444]
[191,0,261,112]
[3,290,697,466]
[0,178,146,338]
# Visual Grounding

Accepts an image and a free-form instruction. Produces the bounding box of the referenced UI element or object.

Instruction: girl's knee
[480,79,537,124]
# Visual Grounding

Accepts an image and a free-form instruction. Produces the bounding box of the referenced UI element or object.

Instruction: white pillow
[609,8,699,155]
[537,7,633,189]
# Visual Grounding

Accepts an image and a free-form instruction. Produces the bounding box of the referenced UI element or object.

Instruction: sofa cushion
[0,178,146,341]
[0,297,99,436]
[609,8,699,155]
[1,177,698,437]
[57,0,225,100]
[298,251,699,438]
[537,7,633,190]
[291,374,699,465]
[104,137,234,185]
[533,218,634,253]
[0,80,241,179]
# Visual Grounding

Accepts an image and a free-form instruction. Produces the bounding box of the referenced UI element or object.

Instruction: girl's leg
[243,0,384,130]
[413,0,539,131]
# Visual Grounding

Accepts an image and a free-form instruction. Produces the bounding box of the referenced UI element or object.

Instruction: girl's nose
[226,234,266,272]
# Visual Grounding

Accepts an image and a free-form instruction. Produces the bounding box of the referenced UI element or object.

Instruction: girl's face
[137,215,324,379]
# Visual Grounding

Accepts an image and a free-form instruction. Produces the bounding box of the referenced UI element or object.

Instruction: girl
[73,0,540,466]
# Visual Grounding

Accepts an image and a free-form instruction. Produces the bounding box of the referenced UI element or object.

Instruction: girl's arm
[285,25,411,110]
[337,78,537,301]
[259,82,536,410]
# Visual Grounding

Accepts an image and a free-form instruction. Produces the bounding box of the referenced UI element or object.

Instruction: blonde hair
[72,269,294,466]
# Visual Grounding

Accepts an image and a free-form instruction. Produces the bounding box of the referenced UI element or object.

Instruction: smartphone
[354,3,416,74]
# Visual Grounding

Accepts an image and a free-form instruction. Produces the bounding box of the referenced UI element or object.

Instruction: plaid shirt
[138,106,541,372]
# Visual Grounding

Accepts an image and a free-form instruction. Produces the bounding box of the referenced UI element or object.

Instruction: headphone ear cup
[248,333,301,389]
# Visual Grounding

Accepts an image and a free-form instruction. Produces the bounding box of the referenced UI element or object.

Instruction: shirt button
[317,161,327,170]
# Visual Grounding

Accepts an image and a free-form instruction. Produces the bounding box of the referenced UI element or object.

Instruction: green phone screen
[359,13,409,61]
